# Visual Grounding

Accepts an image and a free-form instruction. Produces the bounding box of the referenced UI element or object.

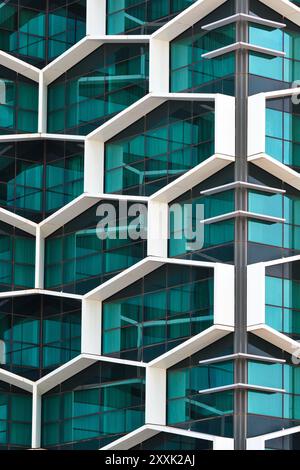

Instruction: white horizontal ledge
[87,93,218,142]
[198,353,286,365]
[40,193,150,238]
[36,353,147,395]
[201,13,286,30]
[0,368,34,393]
[202,42,286,59]
[249,153,300,191]
[249,324,300,359]
[262,254,300,267]
[198,384,286,394]
[259,0,300,28]
[0,207,37,235]
[100,424,230,450]
[0,50,40,82]
[264,87,300,99]
[201,210,285,225]
[200,181,286,195]
[148,325,233,370]
[150,154,234,203]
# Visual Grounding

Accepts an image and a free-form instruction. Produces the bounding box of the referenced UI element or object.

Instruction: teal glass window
[105,101,215,196]
[170,1,235,95]
[265,261,300,340]
[0,140,84,222]
[167,337,234,437]
[248,360,300,423]
[248,165,300,261]
[0,295,81,380]
[247,335,300,436]
[42,362,145,449]
[0,66,38,134]
[0,222,35,291]
[0,383,32,449]
[249,0,300,93]
[48,1,86,63]
[169,167,235,263]
[106,0,197,35]
[47,43,149,135]
[45,200,147,294]
[102,265,214,362]
[265,98,300,171]
[0,1,86,67]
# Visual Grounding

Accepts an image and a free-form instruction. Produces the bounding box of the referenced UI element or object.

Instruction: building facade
[0,0,300,451]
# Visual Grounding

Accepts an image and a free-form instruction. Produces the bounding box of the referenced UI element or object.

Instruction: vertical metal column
[234,0,249,451]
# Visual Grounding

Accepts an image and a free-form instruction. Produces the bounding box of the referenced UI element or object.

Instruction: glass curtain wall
[47,43,149,135]
[106,0,197,35]
[167,336,234,437]
[105,100,215,196]
[249,0,300,94]
[0,295,81,380]
[248,335,300,436]
[102,265,214,362]
[0,382,32,449]
[45,201,147,294]
[41,362,145,449]
[169,166,235,263]
[248,165,300,262]
[0,140,84,222]
[0,0,86,67]
[0,66,38,134]
[170,1,236,95]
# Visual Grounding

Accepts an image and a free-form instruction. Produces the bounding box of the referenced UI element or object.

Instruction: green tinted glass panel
[47,44,149,135]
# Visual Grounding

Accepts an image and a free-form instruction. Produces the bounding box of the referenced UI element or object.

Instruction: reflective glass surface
[47,44,149,135]
[0,0,86,67]
[248,359,300,429]
[42,362,145,449]
[105,101,214,196]
[105,100,215,196]
[169,166,235,264]
[0,382,32,449]
[166,336,234,437]
[106,0,197,35]
[248,165,300,262]
[0,140,84,222]
[0,295,81,380]
[170,1,235,95]
[45,200,147,294]
[0,222,35,291]
[249,0,300,93]
[266,432,300,450]
[102,265,214,362]
[0,66,38,134]
[247,334,300,436]
[265,261,300,340]
[266,98,300,172]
